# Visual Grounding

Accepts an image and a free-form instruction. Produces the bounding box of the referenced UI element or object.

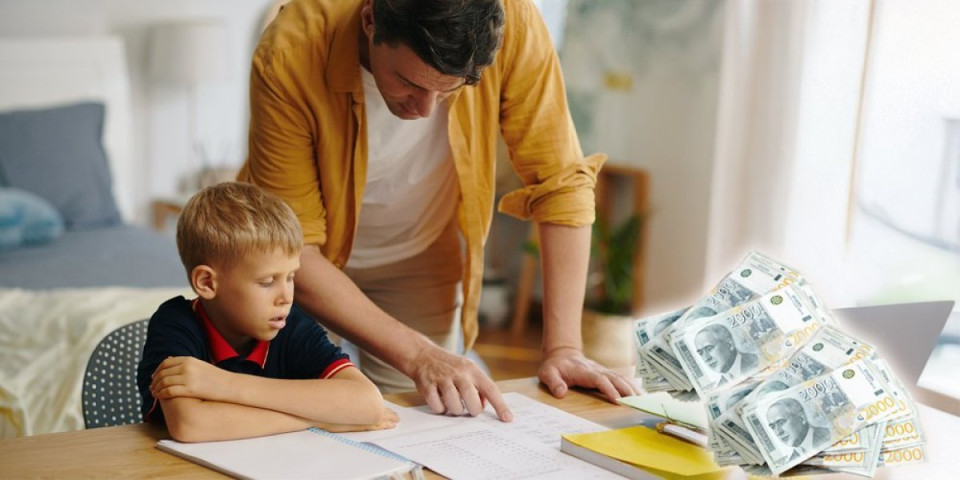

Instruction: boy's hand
[317,406,399,433]
[150,356,231,401]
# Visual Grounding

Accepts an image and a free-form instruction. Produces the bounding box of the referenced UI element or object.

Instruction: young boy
[137,182,396,442]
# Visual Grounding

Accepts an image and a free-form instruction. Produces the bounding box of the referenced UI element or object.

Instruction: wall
[0,0,272,225]
[560,0,724,312]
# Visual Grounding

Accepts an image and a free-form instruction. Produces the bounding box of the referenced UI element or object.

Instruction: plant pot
[582,308,636,369]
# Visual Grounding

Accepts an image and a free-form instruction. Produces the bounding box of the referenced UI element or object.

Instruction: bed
[0,37,192,438]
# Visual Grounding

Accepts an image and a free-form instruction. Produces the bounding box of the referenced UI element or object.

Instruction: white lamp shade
[149,21,229,85]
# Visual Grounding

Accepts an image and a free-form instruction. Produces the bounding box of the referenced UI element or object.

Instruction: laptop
[832,300,955,389]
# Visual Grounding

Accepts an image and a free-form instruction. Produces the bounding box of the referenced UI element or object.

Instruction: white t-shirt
[346,68,459,269]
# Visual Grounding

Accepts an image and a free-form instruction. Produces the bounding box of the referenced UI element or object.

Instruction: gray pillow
[0,102,121,229]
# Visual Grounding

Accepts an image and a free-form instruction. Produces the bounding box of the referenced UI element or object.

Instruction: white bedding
[0,287,192,438]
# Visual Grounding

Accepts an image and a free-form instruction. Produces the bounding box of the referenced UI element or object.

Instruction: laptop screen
[832,300,954,388]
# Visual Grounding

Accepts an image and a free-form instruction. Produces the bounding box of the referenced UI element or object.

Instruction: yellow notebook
[561,425,728,480]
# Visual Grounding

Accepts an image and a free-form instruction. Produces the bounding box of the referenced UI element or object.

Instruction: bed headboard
[0,37,136,221]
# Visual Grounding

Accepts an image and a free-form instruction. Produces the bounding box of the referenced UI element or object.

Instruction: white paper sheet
[340,393,622,479]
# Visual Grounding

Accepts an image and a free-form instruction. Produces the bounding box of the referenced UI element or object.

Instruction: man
[240,0,636,422]
[766,398,831,461]
[694,324,758,384]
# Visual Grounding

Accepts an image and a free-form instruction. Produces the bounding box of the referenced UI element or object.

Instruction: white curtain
[705,0,872,305]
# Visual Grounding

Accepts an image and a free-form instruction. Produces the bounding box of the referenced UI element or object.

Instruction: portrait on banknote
[766,398,831,461]
[694,324,759,385]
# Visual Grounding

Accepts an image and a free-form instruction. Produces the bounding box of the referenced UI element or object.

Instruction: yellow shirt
[239,0,605,348]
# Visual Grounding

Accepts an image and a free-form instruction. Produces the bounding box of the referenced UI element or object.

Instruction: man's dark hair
[372,0,505,85]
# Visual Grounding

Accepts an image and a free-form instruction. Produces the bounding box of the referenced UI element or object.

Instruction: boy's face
[205,248,300,350]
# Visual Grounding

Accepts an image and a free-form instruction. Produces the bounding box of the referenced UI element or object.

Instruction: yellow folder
[562,425,728,479]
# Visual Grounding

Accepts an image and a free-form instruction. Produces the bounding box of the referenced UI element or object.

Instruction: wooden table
[1,377,957,479]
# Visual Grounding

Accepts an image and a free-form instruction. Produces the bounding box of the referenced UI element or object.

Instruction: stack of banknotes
[634,251,926,477]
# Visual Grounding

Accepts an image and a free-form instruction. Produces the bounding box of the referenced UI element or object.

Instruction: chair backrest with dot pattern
[81,319,149,429]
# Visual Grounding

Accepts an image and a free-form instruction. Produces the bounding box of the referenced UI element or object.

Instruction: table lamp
[148,20,229,171]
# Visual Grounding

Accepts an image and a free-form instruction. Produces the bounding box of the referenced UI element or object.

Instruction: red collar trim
[194,299,269,368]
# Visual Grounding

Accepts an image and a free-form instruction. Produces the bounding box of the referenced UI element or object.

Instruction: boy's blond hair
[176,182,303,274]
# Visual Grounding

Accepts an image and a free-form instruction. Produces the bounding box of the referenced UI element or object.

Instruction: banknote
[803,422,884,477]
[634,307,688,388]
[869,356,918,424]
[711,336,865,465]
[880,417,925,452]
[670,286,827,395]
[821,422,874,454]
[879,445,926,467]
[742,463,834,478]
[735,325,876,415]
[629,252,925,477]
[704,381,761,464]
[635,307,689,346]
[741,359,901,474]
[639,251,805,390]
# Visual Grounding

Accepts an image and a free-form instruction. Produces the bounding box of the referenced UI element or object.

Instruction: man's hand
[318,406,399,433]
[408,345,513,422]
[151,356,231,401]
[539,347,638,402]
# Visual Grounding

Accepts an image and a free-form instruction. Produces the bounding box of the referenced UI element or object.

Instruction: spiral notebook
[157,428,423,480]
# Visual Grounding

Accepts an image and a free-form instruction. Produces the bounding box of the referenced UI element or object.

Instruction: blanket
[0,287,192,438]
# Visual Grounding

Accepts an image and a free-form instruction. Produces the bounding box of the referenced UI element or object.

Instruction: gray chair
[81,319,149,429]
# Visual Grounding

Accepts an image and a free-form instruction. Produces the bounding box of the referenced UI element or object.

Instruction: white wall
[0,0,272,225]
[560,1,725,312]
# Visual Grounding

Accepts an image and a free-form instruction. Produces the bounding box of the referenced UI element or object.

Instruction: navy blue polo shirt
[137,296,352,423]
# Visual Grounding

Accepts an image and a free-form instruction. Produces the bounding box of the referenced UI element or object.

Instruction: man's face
[365,38,465,120]
[767,402,808,447]
[695,327,737,373]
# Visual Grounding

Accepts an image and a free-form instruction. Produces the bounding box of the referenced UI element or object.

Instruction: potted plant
[585,214,642,316]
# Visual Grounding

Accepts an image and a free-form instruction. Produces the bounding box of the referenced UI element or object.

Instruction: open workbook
[157,393,621,480]
[157,428,422,480]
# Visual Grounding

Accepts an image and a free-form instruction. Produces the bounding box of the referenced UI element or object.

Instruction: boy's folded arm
[229,366,386,425]
[152,357,385,426]
[160,396,315,443]
[159,370,397,443]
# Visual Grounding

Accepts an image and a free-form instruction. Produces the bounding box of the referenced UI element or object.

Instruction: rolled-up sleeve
[498,153,604,225]
[496,0,606,227]
[242,49,328,246]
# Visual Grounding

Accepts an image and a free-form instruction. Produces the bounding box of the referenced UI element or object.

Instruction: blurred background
[1,0,956,410]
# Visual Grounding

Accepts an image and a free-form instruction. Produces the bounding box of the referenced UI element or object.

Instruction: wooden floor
[473,319,543,381]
